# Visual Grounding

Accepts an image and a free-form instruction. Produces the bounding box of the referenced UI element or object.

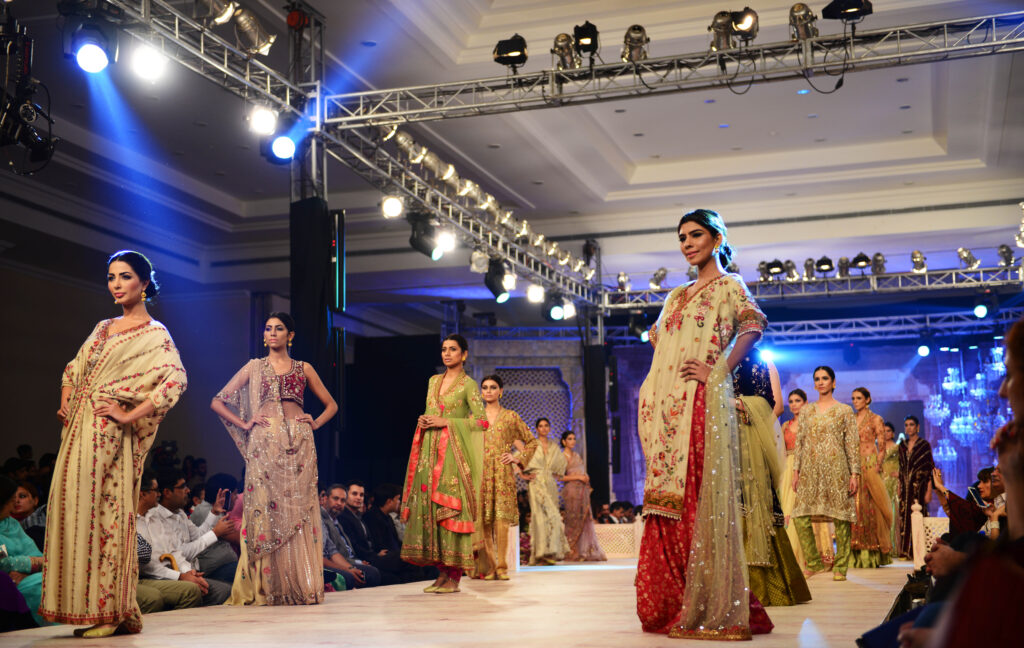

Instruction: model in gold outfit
[849,387,893,568]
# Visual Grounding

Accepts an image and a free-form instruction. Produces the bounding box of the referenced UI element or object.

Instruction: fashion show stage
[6,559,910,647]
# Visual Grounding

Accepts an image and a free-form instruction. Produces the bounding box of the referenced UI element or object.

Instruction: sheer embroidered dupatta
[737,395,783,567]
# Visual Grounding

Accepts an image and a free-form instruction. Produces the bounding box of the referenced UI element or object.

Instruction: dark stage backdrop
[342,335,440,490]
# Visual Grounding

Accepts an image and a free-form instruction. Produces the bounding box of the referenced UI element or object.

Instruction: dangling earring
[288,339,293,348]
[263,340,268,347]
[141,291,147,300]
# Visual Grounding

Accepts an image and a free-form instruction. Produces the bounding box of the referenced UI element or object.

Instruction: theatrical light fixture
[527,283,545,303]
[572,258,586,273]
[494,33,528,72]
[917,345,931,358]
[458,178,482,203]
[130,44,168,82]
[584,267,597,281]
[956,247,981,270]
[543,292,565,321]
[998,244,1015,267]
[871,252,887,274]
[731,7,759,42]
[551,33,580,70]
[911,250,927,274]
[573,21,599,56]
[193,0,237,25]
[709,11,734,51]
[789,3,818,41]
[484,258,510,303]
[248,104,278,135]
[617,272,631,291]
[815,255,835,276]
[836,256,850,278]
[649,267,668,289]
[628,313,650,343]
[234,7,276,56]
[974,303,989,319]
[822,0,873,22]
[687,266,699,281]
[974,294,997,319]
[557,250,571,266]
[60,0,123,75]
[757,261,770,283]
[621,24,649,64]
[784,259,800,282]
[409,144,428,164]
[502,264,517,291]
[434,230,457,260]
[726,261,740,274]
[269,134,296,160]
[766,259,785,277]
[380,193,404,219]
[469,249,489,273]
[562,300,576,320]
[408,213,438,259]
[851,252,870,269]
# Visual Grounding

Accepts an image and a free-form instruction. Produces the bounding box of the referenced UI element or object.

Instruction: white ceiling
[1,0,1021,333]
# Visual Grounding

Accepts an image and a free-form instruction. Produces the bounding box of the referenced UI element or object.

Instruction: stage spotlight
[516,220,532,240]
[911,250,927,274]
[574,21,599,56]
[409,144,428,164]
[551,33,580,70]
[649,267,668,289]
[617,272,631,291]
[974,295,998,319]
[917,345,930,357]
[731,7,759,42]
[527,283,545,303]
[557,250,571,266]
[816,255,835,276]
[726,261,740,274]
[435,230,457,260]
[494,33,528,71]
[458,179,482,203]
[194,0,237,25]
[248,105,278,135]
[469,249,489,273]
[270,134,296,160]
[562,300,576,320]
[485,258,510,303]
[822,0,873,21]
[131,44,168,82]
[757,261,770,283]
[572,258,586,273]
[381,124,398,141]
[545,241,560,258]
[584,267,597,281]
[760,348,776,363]
[784,260,800,282]
[836,257,850,278]
[408,214,437,259]
[234,7,276,56]
[628,313,649,342]
[998,244,1015,267]
[502,264,517,291]
[974,303,988,319]
[380,193,404,219]
[957,247,981,270]
[871,252,887,274]
[687,266,699,281]
[621,25,649,64]
[709,11,734,51]
[543,293,565,322]
[789,3,818,41]
[803,258,816,280]
[851,252,870,270]
[531,233,546,249]
[767,259,785,277]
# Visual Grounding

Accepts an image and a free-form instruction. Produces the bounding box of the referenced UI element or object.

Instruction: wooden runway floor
[5,559,910,647]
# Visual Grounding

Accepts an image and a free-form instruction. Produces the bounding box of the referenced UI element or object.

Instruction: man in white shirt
[136,471,236,605]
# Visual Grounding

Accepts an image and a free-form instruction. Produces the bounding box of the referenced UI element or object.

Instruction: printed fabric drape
[562,451,607,562]
[851,410,893,567]
[898,438,935,557]
[526,441,569,564]
[41,320,186,630]
[213,358,324,606]
[881,444,900,556]
[635,275,769,640]
[401,372,487,571]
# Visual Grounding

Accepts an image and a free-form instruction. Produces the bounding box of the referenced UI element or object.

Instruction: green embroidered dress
[400,372,487,570]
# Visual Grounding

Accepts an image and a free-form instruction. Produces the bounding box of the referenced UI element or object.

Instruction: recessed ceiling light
[674,202,684,206]
[215,171,226,176]
[487,143,501,149]
[785,192,797,196]
[650,154,661,159]
[569,210,580,215]
[614,108,626,113]
[896,77,909,83]
[807,113,818,119]
[71,102,85,109]
[633,132,644,137]
[731,146,742,151]
[532,180,544,185]
[704,99,716,104]
[173,150,185,156]
[797,89,810,95]
[718,124,730,128]
[769,130,779,136]
[361,40,377,47]
[902,129,914,134]
[193,120,208,127]
[903,181,915,186]
[814,137,827,142]
[900,105,911,110]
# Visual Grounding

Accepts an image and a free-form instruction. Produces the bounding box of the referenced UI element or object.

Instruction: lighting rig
[0,1,57,174]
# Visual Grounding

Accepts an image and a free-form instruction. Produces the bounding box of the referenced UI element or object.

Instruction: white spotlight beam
[322,11,1024,129]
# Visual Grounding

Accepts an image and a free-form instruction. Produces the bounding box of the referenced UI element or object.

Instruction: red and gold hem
[668,625,752,641]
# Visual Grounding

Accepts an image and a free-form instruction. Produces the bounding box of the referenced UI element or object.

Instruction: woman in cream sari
[42,251,187,636]
[212,312,336,606]
[636,209,772,639]
[522,418,569,565]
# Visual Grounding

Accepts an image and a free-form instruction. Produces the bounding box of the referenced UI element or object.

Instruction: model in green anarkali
[400,335,488,594]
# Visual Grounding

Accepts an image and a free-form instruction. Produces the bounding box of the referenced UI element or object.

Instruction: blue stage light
[760,348,775,362]
[270,135,296,160]
[974,303,988,319]
[917,345,930,357]
[76,42,110,73]
[549,304,564,320]
[640,330,650,343]
[797,89,810,95]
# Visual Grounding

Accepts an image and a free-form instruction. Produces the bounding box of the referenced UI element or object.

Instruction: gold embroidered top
[791,401,861,522]
[479,408,537,526]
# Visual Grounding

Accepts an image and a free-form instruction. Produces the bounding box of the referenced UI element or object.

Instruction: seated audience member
[609,501,631,523]
[32,453,57,502]
[933,466,1006,537]
[595,503,613,524]
[364,483,431,583]
[12,481,45,552]
[2,459,31,484]
[0,476,48,627]
[187,458,208,492]
[320,485,381,589]
[136,533,202,613]
[339,481,400,584]
[190,473,237,526]
[136,470,236,606]
[15,445,31,463]
[187,482,206,518]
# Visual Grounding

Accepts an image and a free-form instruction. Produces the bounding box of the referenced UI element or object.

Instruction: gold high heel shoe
[435,583,461,593]
[832,572,847,581]
[75,623,120,638]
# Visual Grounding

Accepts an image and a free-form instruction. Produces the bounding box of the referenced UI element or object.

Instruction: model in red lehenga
[635,209,773,639]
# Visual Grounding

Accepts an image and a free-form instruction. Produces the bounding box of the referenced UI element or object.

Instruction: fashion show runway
[5,559,909,647]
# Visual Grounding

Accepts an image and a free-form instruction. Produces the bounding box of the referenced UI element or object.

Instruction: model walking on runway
[41,251,187,636]
[401,334,488,593]
[850,387,893,567]
[474,374,537,580]
[523,418,569,565]
[635,209,772,639]
[212,312,335,605]
[561,431,607,562]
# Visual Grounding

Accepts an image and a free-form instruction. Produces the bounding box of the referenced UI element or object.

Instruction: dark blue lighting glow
[797,89,810,95]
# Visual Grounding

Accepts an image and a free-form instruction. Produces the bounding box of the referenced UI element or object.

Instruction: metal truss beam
[322,11,1024,129]
[106,0,305,117]
[605,266,1023,310]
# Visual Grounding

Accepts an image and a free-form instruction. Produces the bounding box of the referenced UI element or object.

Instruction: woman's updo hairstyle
[813,365,837,393]
[443,333,469,353]
[535,417,550,428]
[853,386,872,404]
[481,374,503,389]
[560,430,575,447]
[108,250,159,300]
[788,388,807,402]
[267,311,296,333]
[678,209,734,269]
